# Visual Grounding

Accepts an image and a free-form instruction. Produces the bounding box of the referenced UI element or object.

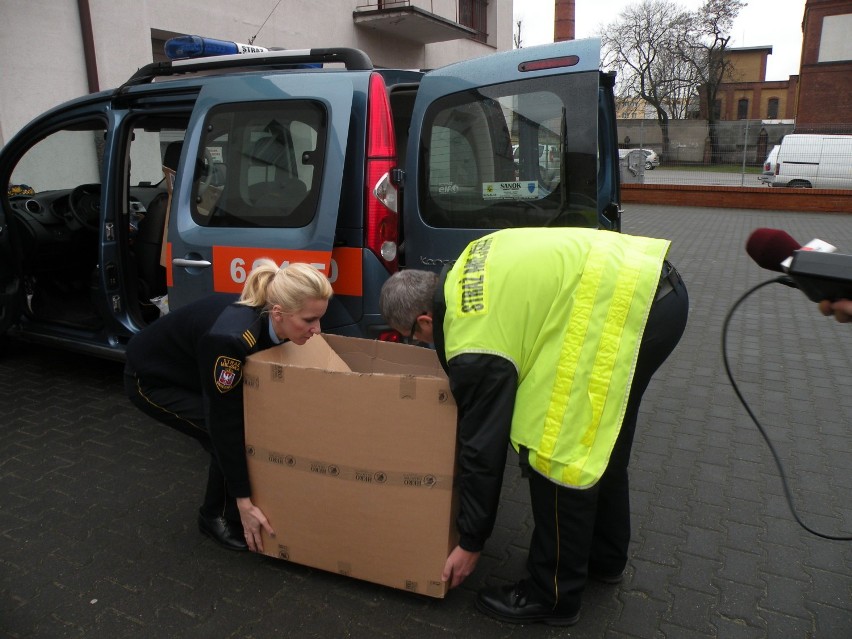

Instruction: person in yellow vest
[380,228,688,626]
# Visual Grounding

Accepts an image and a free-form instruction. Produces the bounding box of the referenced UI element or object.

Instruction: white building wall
[0,0,90,146]
[0,0,514,147]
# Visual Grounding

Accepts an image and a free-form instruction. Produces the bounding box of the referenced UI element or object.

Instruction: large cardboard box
[243,334,459,598]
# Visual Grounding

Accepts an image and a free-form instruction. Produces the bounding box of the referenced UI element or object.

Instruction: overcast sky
[514,0,807,81]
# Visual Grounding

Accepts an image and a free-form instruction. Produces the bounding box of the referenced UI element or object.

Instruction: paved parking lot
[1,204,850,638]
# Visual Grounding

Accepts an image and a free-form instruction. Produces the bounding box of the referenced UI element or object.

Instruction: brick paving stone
[1,204,850,638]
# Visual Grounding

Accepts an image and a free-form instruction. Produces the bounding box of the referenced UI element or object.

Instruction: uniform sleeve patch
[214,356,242,393]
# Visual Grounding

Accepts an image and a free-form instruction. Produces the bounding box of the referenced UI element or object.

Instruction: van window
[419,72,599,229]
[11,122,105,192]
[191,101,326,228]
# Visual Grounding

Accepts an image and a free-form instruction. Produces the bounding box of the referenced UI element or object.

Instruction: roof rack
[119,47,374,91]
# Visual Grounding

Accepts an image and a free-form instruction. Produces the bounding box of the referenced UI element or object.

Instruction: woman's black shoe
[197,513,248,551]
[475,581,580,626]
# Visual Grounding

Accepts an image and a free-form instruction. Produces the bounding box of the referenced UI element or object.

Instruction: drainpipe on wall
[77,0,100,93]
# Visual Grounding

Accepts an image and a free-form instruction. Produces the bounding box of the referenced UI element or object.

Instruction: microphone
[745,228,852,302]
[745,228,801,272]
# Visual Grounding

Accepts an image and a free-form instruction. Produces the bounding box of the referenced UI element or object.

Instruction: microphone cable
[722,277,852,541]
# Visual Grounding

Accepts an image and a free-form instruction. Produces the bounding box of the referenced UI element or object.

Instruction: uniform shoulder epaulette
[240,311,268,349]
[240,326,259,348]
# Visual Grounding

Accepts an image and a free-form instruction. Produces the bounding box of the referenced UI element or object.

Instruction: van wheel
[788,180,812,189]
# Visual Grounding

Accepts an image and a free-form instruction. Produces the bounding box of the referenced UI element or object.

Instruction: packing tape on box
[271,542,446,596]
[246,372,452,404]
[246,445,453,490]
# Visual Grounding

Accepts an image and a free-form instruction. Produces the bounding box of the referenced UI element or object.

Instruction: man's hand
[236,497,275,553]
[442,545,481,589]
[819,299,852,323]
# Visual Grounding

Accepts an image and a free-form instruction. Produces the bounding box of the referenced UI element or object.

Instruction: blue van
[0,38,622,359]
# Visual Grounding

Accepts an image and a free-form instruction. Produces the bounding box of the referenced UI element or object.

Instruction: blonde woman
[125,261,332,553]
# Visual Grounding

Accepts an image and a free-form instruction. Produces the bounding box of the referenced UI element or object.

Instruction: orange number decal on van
[210,246,362,297]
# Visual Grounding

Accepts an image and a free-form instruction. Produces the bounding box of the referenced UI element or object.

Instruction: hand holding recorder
[745,228,852,318]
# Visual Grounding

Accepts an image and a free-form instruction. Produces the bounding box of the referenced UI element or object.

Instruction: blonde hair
[238,260,333,312]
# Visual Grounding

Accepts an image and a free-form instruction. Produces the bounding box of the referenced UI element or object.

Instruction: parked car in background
[641,149,660,170]
[618,148,659,170]
[758,145,780,185]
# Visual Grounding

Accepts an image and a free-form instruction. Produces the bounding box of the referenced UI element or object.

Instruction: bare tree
[514,19,523,49]
[600,0,745,162]
[677,0,746,162]
[600,0,696,158]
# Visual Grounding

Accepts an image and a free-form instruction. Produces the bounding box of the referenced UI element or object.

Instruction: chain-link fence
[617,120,852,189]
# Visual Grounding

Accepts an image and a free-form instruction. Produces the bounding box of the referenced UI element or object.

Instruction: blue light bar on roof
[164,35,268,60]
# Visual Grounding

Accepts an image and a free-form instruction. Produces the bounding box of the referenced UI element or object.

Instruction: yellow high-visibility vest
[443,228,670,488]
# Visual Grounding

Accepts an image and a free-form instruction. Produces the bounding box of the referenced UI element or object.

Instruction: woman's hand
[236,497,275,553]
[442,545,481,589]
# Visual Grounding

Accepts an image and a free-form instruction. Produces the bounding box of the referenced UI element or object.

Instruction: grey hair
[379,270,439,333]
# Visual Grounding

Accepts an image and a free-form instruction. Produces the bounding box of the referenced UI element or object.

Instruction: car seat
[134,141,182,299]
[248,131,308,215]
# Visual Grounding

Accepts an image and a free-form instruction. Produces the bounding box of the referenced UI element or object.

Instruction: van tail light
[365,72,399,273]
[377,329,404,343]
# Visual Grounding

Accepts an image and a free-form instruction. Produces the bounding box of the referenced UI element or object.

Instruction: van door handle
[173,258,212,268]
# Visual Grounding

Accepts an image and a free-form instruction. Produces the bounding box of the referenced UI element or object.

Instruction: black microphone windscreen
[746,228,802,272]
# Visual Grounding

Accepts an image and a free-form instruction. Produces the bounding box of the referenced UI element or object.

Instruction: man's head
[380,270,439,342]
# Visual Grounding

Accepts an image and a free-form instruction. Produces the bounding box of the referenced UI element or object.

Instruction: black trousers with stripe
[525,271,689,614]
[123,370,237,522]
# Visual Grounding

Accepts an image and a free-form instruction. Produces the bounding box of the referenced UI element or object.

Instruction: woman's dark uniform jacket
[125,295,277,498]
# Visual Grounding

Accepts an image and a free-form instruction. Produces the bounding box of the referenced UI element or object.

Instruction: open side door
[402,38,605,271]
[0,191,22,336]
[0,94,114,341]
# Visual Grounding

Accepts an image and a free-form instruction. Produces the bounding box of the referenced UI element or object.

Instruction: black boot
[197,512,248,552]
[476,581,580,626]
[197,457,246,551]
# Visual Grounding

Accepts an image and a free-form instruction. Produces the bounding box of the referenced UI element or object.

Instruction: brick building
[709,47,799,122]
[795,0,852,130]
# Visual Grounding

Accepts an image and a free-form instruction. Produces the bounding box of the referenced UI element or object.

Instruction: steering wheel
[68,183,102,232]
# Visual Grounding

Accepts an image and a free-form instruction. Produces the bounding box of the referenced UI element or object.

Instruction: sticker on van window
[482,181,539,200]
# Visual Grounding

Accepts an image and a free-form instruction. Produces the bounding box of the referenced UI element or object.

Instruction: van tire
[788,180,812,189]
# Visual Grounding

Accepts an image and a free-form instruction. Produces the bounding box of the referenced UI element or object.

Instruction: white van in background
[758,145,780,185]
[772,134,852,189]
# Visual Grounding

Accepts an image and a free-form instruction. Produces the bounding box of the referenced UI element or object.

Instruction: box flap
[321,334,446,378]
[246,334,351,373]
